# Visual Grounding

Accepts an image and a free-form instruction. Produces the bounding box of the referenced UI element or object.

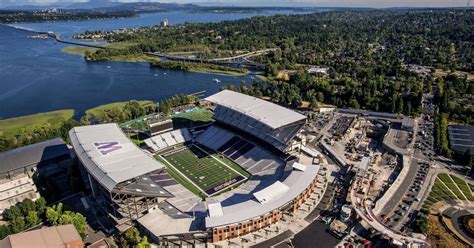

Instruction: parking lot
[381,107,435,232]
[382,159,430,231]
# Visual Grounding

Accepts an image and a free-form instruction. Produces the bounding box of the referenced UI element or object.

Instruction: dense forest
[81,9,473,118]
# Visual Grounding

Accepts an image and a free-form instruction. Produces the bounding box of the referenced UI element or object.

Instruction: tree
[45,204,87,239]
[46,203,63,225]
[412,216,428,234]
[396,97,404,114]
[120,227,146,248]
[35,197,47,215]
[71,213,88,239]
[9,217,26,234]
[316,92,324,103]
[268,63,279,77]
[309,96,318,109]
[6,206,21,221]
[26,211,39,227]
[406,101,412,116]
[0,225,10,239]
[57,211,87,239]
[124,101,145,119]
[20,199,36,216]
[239,81,248,94]
[136,236,149,248]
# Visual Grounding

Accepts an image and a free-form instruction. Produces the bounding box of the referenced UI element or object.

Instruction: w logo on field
[94,141,122,155]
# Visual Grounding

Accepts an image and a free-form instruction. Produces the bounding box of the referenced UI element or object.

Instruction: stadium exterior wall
[211,211,281,242]
[209,175,318,242]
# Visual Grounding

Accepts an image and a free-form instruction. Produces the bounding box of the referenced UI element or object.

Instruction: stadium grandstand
[205,90,307,152]
[144,128,192,153]
[69,124,176,231]
[68,90,321,244]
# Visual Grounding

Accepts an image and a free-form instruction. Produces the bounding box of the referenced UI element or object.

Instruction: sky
[0,0,470,8]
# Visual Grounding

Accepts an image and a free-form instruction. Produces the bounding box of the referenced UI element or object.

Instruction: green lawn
[85,100,154,120]
[424,174,474,210]
[448,174,474,201]
[62,46,98,56]
[431,178,457,200]
[0,109,74,138]
[438,173,469,201]
[156,144,249,197]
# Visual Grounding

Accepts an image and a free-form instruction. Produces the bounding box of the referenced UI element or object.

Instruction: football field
[157,144,249,197]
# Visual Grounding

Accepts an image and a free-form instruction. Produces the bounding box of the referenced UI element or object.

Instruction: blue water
[0,10,317,119]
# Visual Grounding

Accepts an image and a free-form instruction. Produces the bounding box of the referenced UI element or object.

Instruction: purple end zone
[205,175,246,196]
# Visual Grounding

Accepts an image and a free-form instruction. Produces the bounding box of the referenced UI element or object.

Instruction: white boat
[107,66,111,69]
[212,78,221,83]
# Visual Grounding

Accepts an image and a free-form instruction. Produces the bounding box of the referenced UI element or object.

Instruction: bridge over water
[38,29,276,67]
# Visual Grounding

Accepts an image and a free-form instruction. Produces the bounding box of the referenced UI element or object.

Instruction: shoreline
[61,45,253,76]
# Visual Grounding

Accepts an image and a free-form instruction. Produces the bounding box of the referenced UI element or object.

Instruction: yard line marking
[159,154,209,197]
[192,144,248,179]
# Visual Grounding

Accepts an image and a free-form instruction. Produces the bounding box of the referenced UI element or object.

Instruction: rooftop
[205,90,306,130]
[0,224,83,248]
[69,123,165,192]
[138,208,204,237]
[356,156,370,171]
[0,138,70,174]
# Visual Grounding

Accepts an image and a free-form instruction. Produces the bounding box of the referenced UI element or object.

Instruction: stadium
[69,90,321,244]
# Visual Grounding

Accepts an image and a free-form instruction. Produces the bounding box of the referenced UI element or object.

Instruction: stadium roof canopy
[208,203,224,217]
[69,123,165,192]
[448,125,474,154]
[253,181,289,204]
[0,138,69,174]
[205,163,320,228]
[205,90,306,130]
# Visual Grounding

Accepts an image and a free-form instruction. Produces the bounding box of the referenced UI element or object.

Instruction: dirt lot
[427,215,466,248]
[434,69,474,81]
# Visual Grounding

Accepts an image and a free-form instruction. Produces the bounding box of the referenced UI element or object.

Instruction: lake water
[0,10,318,119]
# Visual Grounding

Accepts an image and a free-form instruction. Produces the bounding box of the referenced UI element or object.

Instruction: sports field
[157,144,250,197]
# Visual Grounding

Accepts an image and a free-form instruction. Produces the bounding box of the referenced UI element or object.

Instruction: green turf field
[157,144,250,197]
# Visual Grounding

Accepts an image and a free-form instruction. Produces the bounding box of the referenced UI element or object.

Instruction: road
[145,48,278,66]
[350,187,427,245]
